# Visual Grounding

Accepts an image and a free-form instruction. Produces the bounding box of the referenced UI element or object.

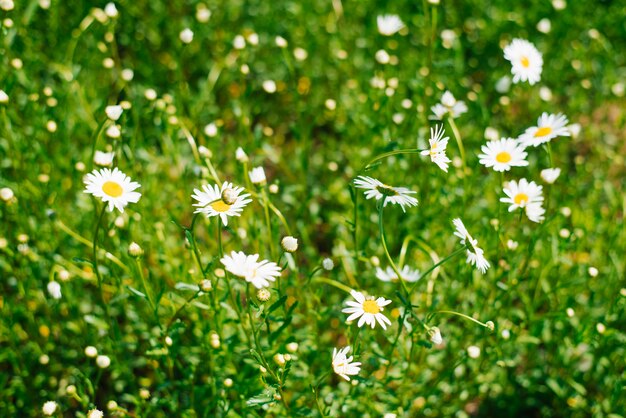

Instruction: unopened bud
[281,236,298,253]
[428,326,443,345]
[485,321,495,332]
[200,279,212,292]
[221,188,237,205]
[128,242,143,257]
[257,288,271,302]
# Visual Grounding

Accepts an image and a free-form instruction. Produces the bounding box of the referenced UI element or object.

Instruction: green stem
[92,205,110,324]
[447,117,466,176]
[262,187,276,259]
[89,119,107,170]
[135,258,157,316]
[361,149,425,172]
[378,199,410,298]
[312,277,353,294]
[409,247,466,294]
[435,310,491,329]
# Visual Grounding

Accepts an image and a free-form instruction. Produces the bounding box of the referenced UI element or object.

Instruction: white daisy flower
[94,150,115,167]
[375,265,420,283]
[84,167,141,213]
[430,91,467,120]
[540,167,561,184]
[478,138,529,172]
[503,39,543,85]
[354,176,418,212]
[377,15,405,36]
[428,326,443,345]
[452,218,490,273]
[332,346,361,381]
[420,124,452,172]
[342,290,392,330]
[191,181,252,226]
[220,251,282,289]
[500,179,545,223]
[518,112,570,147]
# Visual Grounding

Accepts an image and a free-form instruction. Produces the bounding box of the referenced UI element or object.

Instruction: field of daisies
[1,0,625,417]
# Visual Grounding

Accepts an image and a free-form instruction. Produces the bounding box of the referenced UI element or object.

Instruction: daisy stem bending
[361,149,424,172]
[447,117,466,176]
[92,205,111,324]
[378,199,411,298]
[434,310,492,329]
[409,246,467,294]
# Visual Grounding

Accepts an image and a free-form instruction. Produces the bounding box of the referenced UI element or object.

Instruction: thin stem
[447,117,466,176]
[262,187,276,259]
[92,205,110,323]
[378,200,410,298]
[409,247,466,294]
[166,290,201,331]
[361,149,424,172]
[89,119,108,170]
[135,257,157,316]
[435,310,492,329]
[312,277,353,294]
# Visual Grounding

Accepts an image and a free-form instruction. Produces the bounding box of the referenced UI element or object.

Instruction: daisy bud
[233,34,246,50]
[198,145,212,158]
[501,329,511,339]
[46,120,57,132]
[221,188,238,205]
[66,384,77,395]
[286,342,298,353]
[428,326,443,345]
[428,0,440,4]
[235,147,248,163]
[259,365,267,374]
[566,308,575,317]
[104,2,118,18]
[42,401,57,416]
[47,281,62,299]
[200,279,212,292]
[257,288,271,302]
[0,187,14,201]
[85,346,98,358]
[274,353,286,366]
[128,242,143,257]
[540,168,561,184]
[179,28,194,44]
[204,122,218,137]
[248,167,267,185]
[39,354,49,364]
[139,388,150,399]
[281,236,298,253]
[467,345,481,358]
[588,267,598,277]
[96,355,111,368]
[269,184,279,194]
[0,0,14,11]
[106,124,121,139]
[88,409,104,418]
[0,89,8,104]
[262,80,277,94]
[58,270,71,281]
[322,258,334,271]
[224,378,233,387]
[486,321,495,332]
[596,323,606,334]
[107,400,118,410]
[144,88,157,101]
[293,47,308,61]
[121,68,134,81]
[247,33,259,46]
[165,336,173,346]
[275,36,288,48]
[105,105,123,121]
[196,6,211,23]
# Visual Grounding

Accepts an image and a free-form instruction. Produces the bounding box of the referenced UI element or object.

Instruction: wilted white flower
[428,326,443,345]
[342,290,392,330]
[377,15,405,36]
[503,39,543,85]
[452,218,490,273]
[354,176,418,212]
[332,346,361,381]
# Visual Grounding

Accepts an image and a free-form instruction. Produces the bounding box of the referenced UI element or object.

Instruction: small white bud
[46,120,58,133]
[87,409,104,418]
[221,188,238,205]
[275,36,288,48]
[249,167,267,185]
[128,242,143,257]
[0,90,8,104]
[96,355,111,368]
[274,353,286,366]
[322,258,334,271]
[588,267,598,277]
[0,187,14,201]
[262,80,277,94]
[428,326,443,345]
[200,279,212,292]
[105,124,121,139]
[47,281,62,299]
[485,321,495,332]
[144,88,157,101]
[293,47,308,61]
[42,401,57,416]
[467,345,481,358]
[204,122,218,137]
[281,236,298,253]
[139,388,150,399]
[121,68,134,81]
[224,378,234,387]
[94,151,115,167]
[85,346,98,358]
[235,147,248,163]
[257,288,271,302]
[286,342,299,353]
[180,28,194,44]
[196,7,211,23]
[165,336,173,346]
[104,2,118,18]
[233,35,246,49]
[198,145,212,158]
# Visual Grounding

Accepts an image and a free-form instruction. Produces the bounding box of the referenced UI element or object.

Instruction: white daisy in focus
[94,150,115,167]
[84,167,141,213]
[342,290,392,330]
[518,112,570,147]
[430,91,468,120]
[420,124,452,172]
[191,181,252,226]
[478,138,528,172]
[540,167,561,184]
[332,346,361,381]
[503,39,543,85]
[452,218,490,273]
[500,179,545,223]
[220,251,282,289]
[375,265,420,283]
[354,176,418,212]
[377,15,405,36]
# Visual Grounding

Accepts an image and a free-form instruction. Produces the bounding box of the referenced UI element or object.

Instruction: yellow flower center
[211,199,232,212]
[521,56,530,68]
[362,300,380,314]
[534,126,552,137]
[495,151,512,163]
[102,181,123,197]
[514,193,529,205]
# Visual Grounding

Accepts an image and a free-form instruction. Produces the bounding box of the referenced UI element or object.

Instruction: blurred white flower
[430,91,467,120]
[84,167,141,213]
[375,49,390,64]
[275,36,288,48]
[192,181,251,226]
[233,34,246,49]
[500,179,545,223]
[342,290,392,330]
[196,6,211,22]
[96,355,111,368]
[540,168,561,184]
[0,187,14,201]
[332,346,361,381]
[281,236,298,253]
[204,122,218,137]
[94,151,115,167]
[47,281,62,299]
[428,326,443,345]
[105,124,121,139]
[537,18,551,34]
[87,409,104,418]
[375,265,420,283]
[293,47,308,61]
[377,14,405,36]
[0,89,8,104]
[85,346,98,358]
[322,258,334,270]
[478,138,528,172]
[354,176,418,212]
[104,2,118,18]
[503,39,543,85]
[42,401,57,416]
[420,124,452,172]
[235,147,248,163]
[452,218,490,273]
[467,345,481,358]
[220,251,281,289]
[262,80,277,93]
[249,167,267,185]
[518,112,570,147]
[180,28,194,44]
[105,105,123,121]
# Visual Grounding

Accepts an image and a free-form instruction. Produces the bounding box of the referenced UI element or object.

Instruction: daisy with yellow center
[332,346,361,381]
[518,112,570,147]
[191,181,252,225]
[342,290,392,330]
[500,178,545,223]
[503,38,543,85]
[84,167,141,213]
[478,138,528,172]
[420,124,452,172]
[430,91,468,120]
[354,176,418,212]
[452,218,490,273]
